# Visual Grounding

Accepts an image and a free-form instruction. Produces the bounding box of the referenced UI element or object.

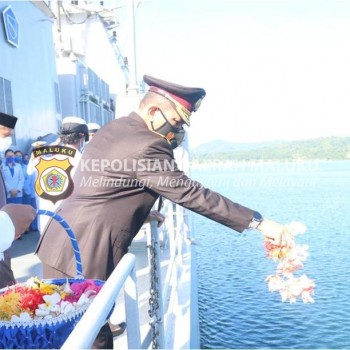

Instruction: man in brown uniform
[36,75,290,347]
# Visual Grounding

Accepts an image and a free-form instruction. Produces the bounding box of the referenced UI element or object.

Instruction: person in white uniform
[87,122,101,141]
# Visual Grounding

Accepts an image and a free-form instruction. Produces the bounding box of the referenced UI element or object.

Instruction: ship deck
[10,230,42,283]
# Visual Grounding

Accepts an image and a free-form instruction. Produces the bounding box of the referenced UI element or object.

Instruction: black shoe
[111,322,126,337]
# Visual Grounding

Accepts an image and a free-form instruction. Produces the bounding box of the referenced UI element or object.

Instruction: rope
[36,209,83,276]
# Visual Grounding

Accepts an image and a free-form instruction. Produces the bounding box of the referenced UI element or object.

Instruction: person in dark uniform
[36,75,291,348]
[0,112,36,288]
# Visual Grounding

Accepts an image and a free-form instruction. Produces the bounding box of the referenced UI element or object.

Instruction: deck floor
[10,230,43,282]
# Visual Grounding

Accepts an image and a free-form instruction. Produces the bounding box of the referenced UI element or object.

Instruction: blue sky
[117,0,350,148]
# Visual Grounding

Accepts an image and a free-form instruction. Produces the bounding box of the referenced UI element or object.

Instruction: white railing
[62,253,141,349]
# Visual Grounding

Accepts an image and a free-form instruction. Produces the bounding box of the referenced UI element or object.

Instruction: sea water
[191,160,350,349]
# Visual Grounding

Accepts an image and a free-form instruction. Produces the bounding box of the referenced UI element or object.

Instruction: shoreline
[189,158,348,170]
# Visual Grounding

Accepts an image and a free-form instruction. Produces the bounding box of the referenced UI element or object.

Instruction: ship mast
[126,0,138,95]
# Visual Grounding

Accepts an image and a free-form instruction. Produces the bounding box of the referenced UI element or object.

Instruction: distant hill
[191,139,281,154]
[190,137,350,162]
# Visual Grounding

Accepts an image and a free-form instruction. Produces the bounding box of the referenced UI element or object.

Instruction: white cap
[62,116,87,126]
[87,122,101,132]
[61,116,89,141]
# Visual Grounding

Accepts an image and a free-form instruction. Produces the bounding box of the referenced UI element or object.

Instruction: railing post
[124,264,141,349]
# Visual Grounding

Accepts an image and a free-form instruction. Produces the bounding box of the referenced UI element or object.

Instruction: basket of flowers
[0,210,107,349]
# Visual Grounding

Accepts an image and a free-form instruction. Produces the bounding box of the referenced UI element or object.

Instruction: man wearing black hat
[36,75,290,348]
[0,112,36,288]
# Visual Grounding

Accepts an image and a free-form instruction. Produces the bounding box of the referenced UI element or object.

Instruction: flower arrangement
[264,221,315,303]
[0,277,102,322]
[0,277,104,349]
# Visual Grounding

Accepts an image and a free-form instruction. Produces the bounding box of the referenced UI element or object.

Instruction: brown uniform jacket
[36,113,255,281]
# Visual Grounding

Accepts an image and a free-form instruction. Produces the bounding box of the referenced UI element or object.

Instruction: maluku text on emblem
[32,146,76,204]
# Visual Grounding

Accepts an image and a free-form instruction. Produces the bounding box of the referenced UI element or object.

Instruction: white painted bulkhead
[0,1,129,154]
[0,1,59,152]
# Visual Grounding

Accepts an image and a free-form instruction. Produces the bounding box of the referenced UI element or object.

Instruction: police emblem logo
[32,146,76,204]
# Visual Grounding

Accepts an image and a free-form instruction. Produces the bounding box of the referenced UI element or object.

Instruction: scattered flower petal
[264,221,315,303]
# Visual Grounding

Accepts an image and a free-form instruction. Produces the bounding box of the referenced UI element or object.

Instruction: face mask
[23,159,29,165]
[14,156,22,163]
[0,136,12,151]
[152,110,186,149]
[6,156,15,164]
[174,128,185,147]
[164,127,185,149]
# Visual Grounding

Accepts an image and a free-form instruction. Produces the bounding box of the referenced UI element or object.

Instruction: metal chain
[148,241,161,348]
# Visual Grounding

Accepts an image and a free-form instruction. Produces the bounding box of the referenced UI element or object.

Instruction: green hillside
[191,137,350,163]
